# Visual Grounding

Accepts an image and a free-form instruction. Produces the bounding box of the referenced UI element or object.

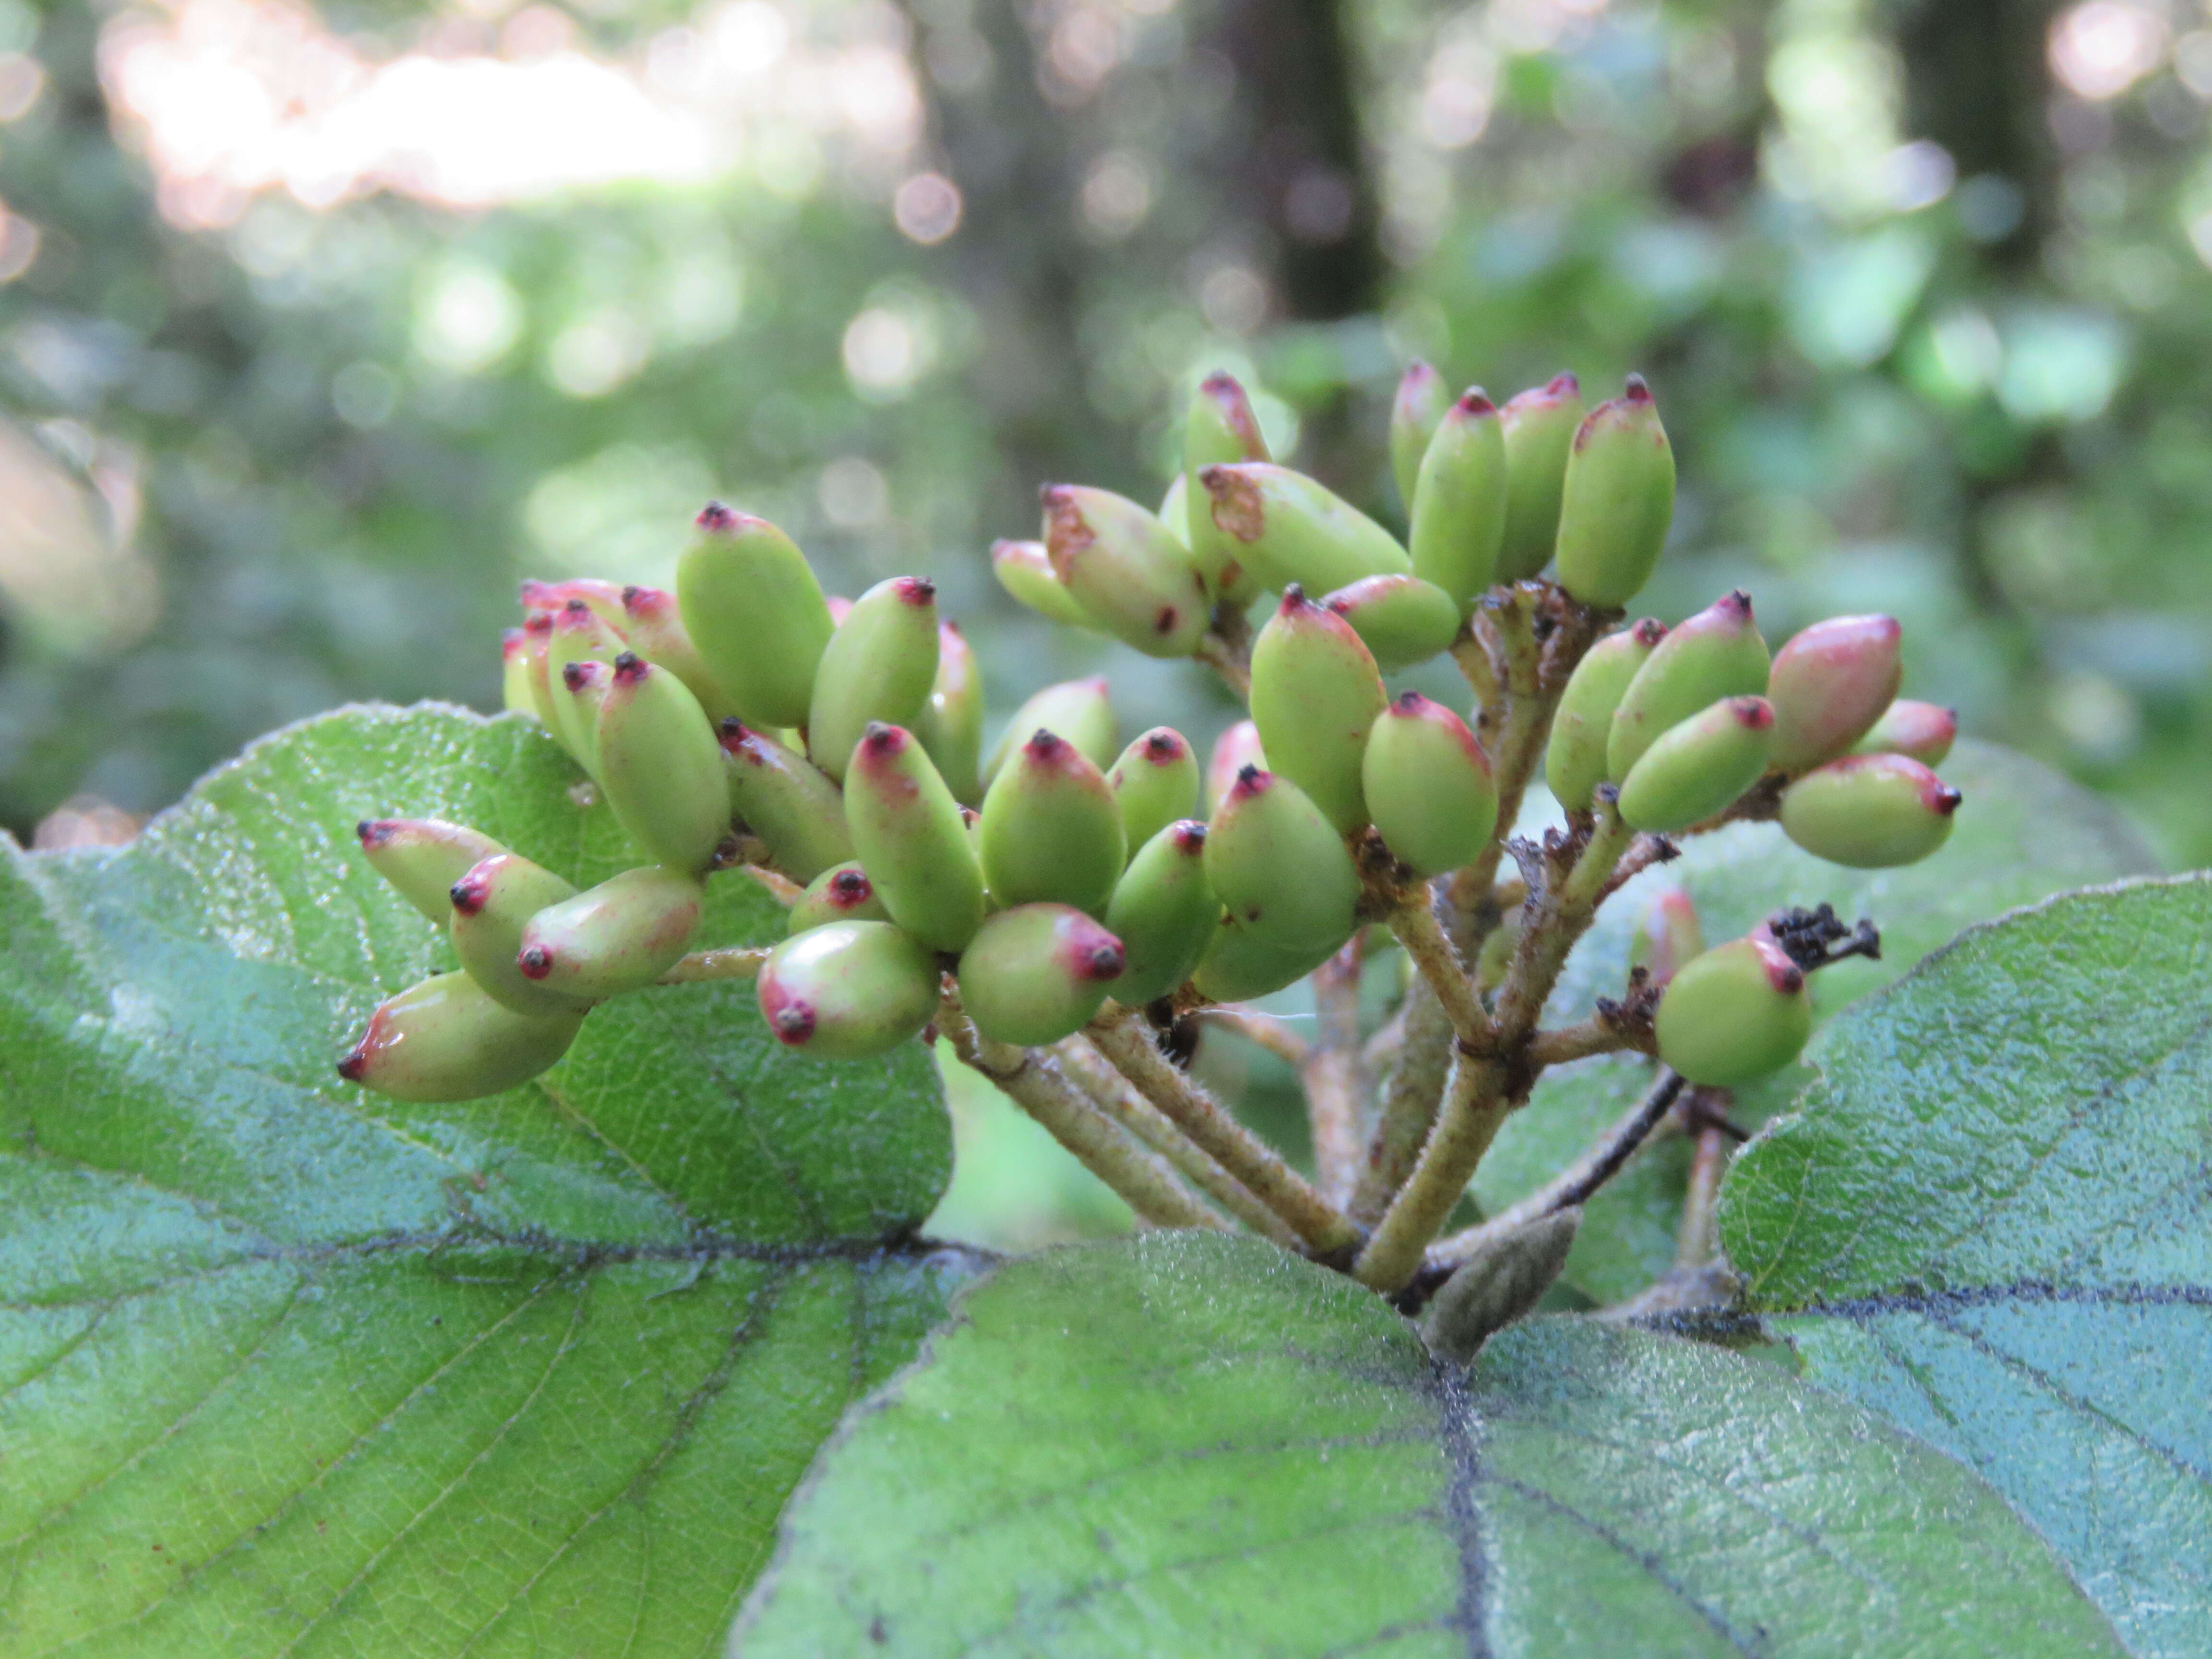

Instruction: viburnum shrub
[5,366,2200,1659]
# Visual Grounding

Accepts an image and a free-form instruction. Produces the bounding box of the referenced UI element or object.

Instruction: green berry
[1606,589,1769,782]
[758,920,941,1060]
[1196,461,1412,597]
[1202,720,1266,818]
[787,861,889,935]
[1184,370,1272,601]
[1767,614,1904,776]
[719,720,854,883]
[957,903,1126,1046]
[620,583,734,722]
[1105,820,1218,1005]
[808,577,941,785]
[914,621,985,805]
[1363,692,1498,878]
[1389,360,1452,511]
[1616,696,1776,834]
[1107,727,1200,861]
[1779,754,1961,868]
[1496,372,1584,582]
[1190,914,1338,1002]
[1322,573,1462,671]
[1249,587,1389,835]
[845,722,986,951]
[1409,389,1508,613]
[1855,699,1958,765]
[500,628,534,717]
[517,865,704,1000]
[1630,889,1702,988]
[449,852,584,1017]
[979,729,1126,916]
[596,653,732,874]
[1554,375,1675,608]
[990,537,1093,629]
[560,661,611,759]
[677,504,834,730]
[1041,484,1212,659]
[357,817,507,923]
[981,675,1116,792]
[548,598,625,766]
[1654,929,1811,1087]
[338,970,585,1103]
[1545,617,1666,813]
[1203,765,1360,960]
[516,613,563,732]
[523,577,627,631]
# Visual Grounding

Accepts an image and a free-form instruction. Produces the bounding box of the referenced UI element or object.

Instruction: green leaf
[736,1232,2122,1656]
[0,703,972,1658]
[1480,740,2157,1304]
[1722,874,2212,1659]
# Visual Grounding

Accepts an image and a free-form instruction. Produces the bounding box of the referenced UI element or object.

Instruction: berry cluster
[337,364,1962,1296]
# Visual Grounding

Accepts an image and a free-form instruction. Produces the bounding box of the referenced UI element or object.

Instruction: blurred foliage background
[2,0,2208,1235]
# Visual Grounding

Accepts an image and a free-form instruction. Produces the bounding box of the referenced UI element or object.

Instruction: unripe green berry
[1249,587,1389,836]
[808,576,941,786]
[1544,617,1666,814]
[914,621,985,805]
[500,627,535,717]
[719,720,854,884]
[1190,914,1338,1002]
[449,852,584,1017]
[1184,370,1272,601]
[1607,589,1769,782]
[1204,766,1360,960]
[1856,699,1958,765]
[1363,692,1498,878]
[991,537,1093,629]
[1041,484,1212,659]
[981,675,1116,792]
[1203,720,1266,818]
[1554,375,1675,608]
[677,504,834,731]
[1655,929,1811,1087]
[620,582,734,722]
[596,653,732,875]
[1497,372,1585,581]
[978,729,1126,916]
[1630,889,1702,989]
[516,612,564,732]
[1409,389,1508,613]
[549,598,625,766]
[1322,573,1463,672]
[1106,820,1218,1005]
[1107,727,1200,860]
[758,920,941,1061]
[1390,360,1452,511]
[957,903,1126,1046]
[338,970,585,1103]
[1616,696,1776,834]
[522,576,627,631]
[358,817,507,923]
[1197,462,1412,598]
[517,865,704,1000]
[787,861,889,935]
[560,661,611,758]
[1766,614,1904,776]
[1779,754,1961,868]
[845,722,986,951]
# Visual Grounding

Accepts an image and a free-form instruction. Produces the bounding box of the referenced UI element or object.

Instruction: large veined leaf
[1477,740,2158,1304]
[1722,875,2212,1659]
[0,703,972,1658]
[733,1232,2121,1656]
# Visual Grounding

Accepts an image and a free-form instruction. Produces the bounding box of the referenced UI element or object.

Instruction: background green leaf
[1721,874,2212,1659]
[735,1231,2121,1657]
[0,702,973,1658]
[1476,739,2159,1305]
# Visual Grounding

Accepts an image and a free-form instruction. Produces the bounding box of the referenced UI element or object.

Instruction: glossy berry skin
[338,971,585,1103]
[1553,376,1676,608]
[1203,720,1266,818]
[516,865,703,1000]
[982,676,1117,792]
[1323,573,1462,672]
[620,583,733,721]
[1607,590,1769,783]
[1107,728,1200,862]
[1363,694,1498,878]
[1249,589,1389,836]
[757,920,941,1061]
[845,723,987,952]
[500,628,534,716]
[1856,699,1958,765]
[991,538,1093,629]
[979,730,1126,917]
[1617,696,1776,835]
[1410,390,1508,614]
[1190,914,1339,1002]
[548,599,625,766]
[358,818,507,923]
[1197,462,1412,598]
[1766,614,1904,776]
[787,862,889,935]
[1496,373,1585,582]
[1184,371,1271,601]
[1042,484,1212,659]
[1544,618,1666,814]
[595,654,733,875]
[1105,821,1219,1005]
[1780,754,1961,868]
[1203,766,1360,959]
[1389,361,1452,511]
[448,853,584,1016]
[719,721,854,884]
[1630,890,1703,989]
[808,576,941,785]
[956,903,1126,1047]
[1655,930,1811,1087]
[914,621,985,805]
[677,504,834,730]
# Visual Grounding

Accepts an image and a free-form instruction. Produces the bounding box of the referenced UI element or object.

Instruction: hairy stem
[1305,939,1368,1206]
[1194,1007,1312,1070]
[1527,1010,1657,1068]
[1676,1111,1730,1270]
[1389,891,1490,1047]
[657,946,769,984]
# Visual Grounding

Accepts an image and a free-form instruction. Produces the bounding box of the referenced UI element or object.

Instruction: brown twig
[1305,938,1368,1206]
